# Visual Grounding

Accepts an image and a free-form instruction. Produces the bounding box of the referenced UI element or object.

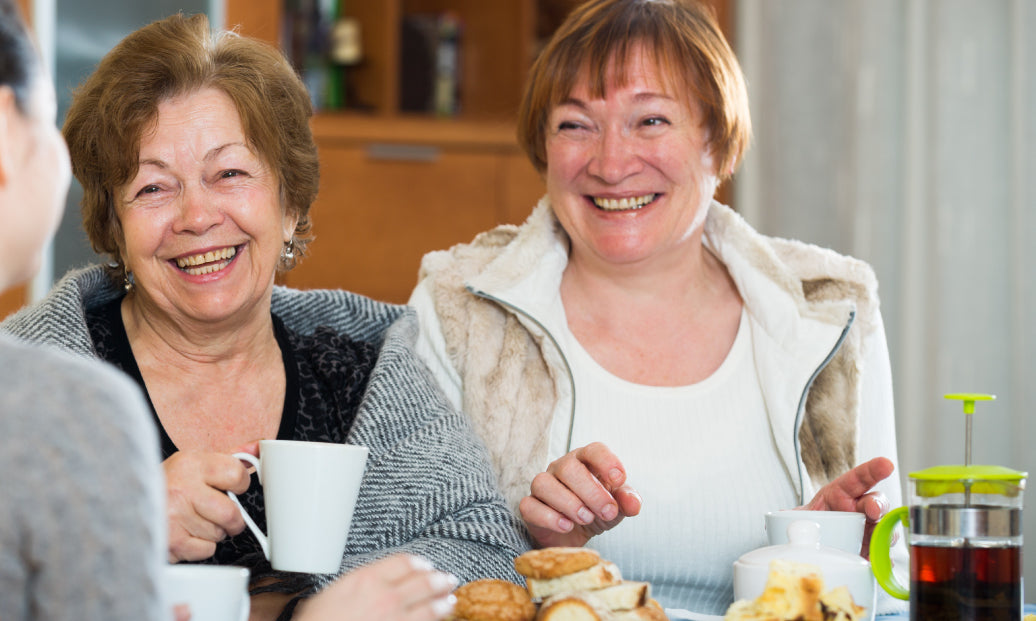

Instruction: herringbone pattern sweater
[1,266,529,599]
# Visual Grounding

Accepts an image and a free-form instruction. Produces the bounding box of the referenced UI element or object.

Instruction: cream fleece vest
[418,199,881,511]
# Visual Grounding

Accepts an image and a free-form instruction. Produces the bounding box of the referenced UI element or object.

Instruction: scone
[817,585,864,621]
[587,582,651,611]
[525,561,623,601]
[516,548,603,580]
[537,592,666,621]
[607,601,669,621]
[450,578,537,621]
[755,560,824,620]
[536,595,605,621]
[725,560,865,621]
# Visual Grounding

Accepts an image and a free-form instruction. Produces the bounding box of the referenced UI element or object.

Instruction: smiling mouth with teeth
[592,194,657,211]
[175,246,238,276]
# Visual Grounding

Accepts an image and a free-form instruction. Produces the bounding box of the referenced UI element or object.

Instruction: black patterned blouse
[85,297,378,578]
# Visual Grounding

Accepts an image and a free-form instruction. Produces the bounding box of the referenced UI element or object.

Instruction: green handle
[870,506,910,600]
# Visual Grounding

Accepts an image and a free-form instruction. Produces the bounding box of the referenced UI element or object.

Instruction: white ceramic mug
[228,439,369,574]
[765,510,865,555]
[163,565,250,621]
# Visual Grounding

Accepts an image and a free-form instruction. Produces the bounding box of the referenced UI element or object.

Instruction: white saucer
[664,609,724,621]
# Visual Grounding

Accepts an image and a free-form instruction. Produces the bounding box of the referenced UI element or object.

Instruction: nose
[173,183,223,234]
[586,125,641,183]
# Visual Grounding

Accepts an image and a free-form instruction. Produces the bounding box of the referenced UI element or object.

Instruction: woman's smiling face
[118,87,295,326]
[545,44,721,272]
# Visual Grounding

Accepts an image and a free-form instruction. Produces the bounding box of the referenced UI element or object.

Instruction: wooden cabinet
[289,116,544,303]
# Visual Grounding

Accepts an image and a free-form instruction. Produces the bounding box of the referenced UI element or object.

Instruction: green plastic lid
[944,392,996,414]
[910,464,1027,497]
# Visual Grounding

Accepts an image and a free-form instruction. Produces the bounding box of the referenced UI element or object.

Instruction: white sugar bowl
[733,519,876,621]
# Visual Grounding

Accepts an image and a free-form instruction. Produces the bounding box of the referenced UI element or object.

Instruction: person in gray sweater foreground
[2,11,528,621]
[0,0,171,619]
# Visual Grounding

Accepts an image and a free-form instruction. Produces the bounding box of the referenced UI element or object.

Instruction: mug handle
[869,505,910,600]
[227,452,270,561]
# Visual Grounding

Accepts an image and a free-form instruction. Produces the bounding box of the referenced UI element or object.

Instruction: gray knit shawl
[1,266,529,588]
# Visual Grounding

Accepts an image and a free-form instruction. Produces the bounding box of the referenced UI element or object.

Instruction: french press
[870,393,1026,620]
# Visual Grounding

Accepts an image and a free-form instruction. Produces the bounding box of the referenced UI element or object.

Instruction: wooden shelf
[311,113,524,150]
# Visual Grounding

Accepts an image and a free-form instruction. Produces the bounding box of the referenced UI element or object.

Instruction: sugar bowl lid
[736,520,869,569]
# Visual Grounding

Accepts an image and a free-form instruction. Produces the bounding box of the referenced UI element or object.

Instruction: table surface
[666,603,1036,620]
[877,603,1036,619]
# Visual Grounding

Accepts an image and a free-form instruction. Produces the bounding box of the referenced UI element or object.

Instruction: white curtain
[736,0,1034,576]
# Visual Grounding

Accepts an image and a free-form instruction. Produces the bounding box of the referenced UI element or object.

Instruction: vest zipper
[793,309,856,504]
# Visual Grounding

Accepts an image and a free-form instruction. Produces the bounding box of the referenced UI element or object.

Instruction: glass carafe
[870,394,1026,621]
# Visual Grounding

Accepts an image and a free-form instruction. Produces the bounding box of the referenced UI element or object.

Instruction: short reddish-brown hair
[517,0,751,179]
[63,12,318,278]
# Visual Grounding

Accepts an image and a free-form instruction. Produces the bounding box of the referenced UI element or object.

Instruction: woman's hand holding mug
[163,448,254,562]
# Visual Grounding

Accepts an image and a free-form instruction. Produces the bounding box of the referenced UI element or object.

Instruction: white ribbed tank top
[544,299,799,614]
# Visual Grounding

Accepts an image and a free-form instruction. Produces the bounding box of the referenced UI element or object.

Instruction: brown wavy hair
[62,12,318,278]
[517,0,751,180]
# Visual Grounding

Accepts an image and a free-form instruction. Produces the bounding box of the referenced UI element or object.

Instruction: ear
[0,86,17,189]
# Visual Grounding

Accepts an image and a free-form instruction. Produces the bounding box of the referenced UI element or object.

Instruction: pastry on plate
[449,578,537,621]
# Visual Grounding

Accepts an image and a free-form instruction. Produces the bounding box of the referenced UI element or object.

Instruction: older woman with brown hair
[409,0,905,615]
[2,12,526,621]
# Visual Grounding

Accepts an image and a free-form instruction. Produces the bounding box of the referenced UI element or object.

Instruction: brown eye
[643,116,670,127]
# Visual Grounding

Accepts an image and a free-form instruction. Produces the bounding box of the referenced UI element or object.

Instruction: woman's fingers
[163,451,252,562]
[392,561,459,611]
[519,494,594,548]
[545,443,627,522]
[613,484,643,518]
[294,554,457,621]
[856,490,890,522]
[529,469,602,526]
[519,443,641,548]
[806,457,895,511]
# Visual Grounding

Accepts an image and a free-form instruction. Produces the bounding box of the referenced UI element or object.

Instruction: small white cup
[765,510,865,555]
[228,439,369,574]
[163,565,250,621]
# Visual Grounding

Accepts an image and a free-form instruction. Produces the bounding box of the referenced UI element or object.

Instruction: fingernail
[557,517,574,532]
[431,572,459,591]
[577,507,594,524]
[609,469,623,483]
[601,504,618,521]
[409,555,434,571]
[432,594,456,617]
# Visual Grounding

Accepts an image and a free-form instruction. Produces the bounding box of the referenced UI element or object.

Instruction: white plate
[664,609,724,621]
